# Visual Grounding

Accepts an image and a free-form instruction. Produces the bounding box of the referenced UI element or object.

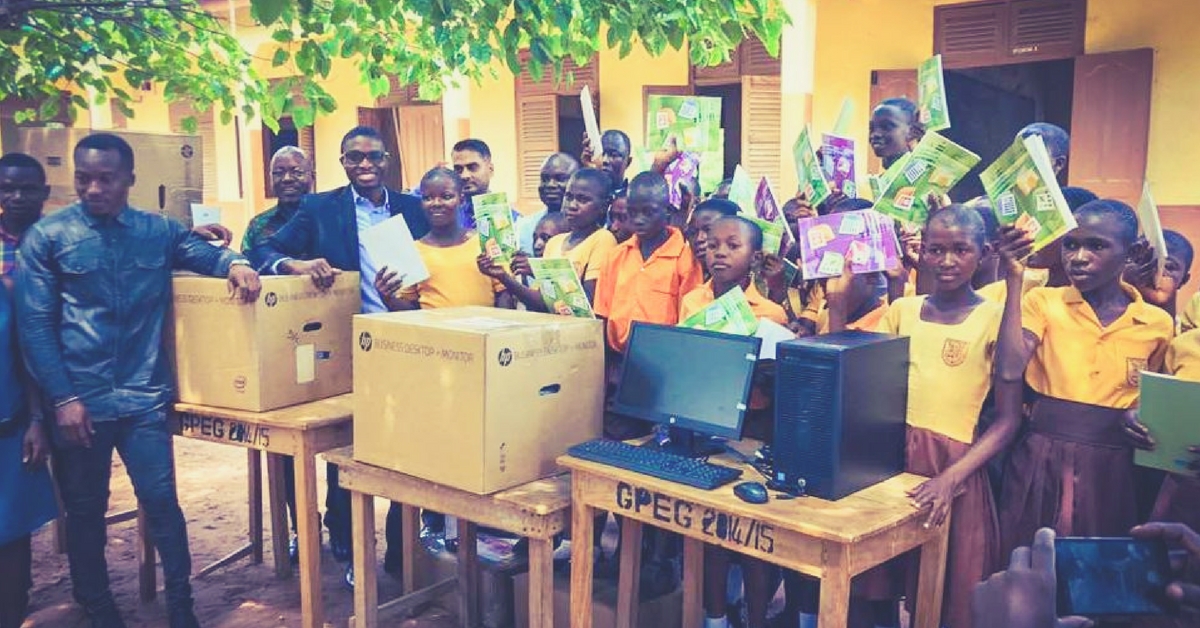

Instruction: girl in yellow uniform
[374,167,512,311]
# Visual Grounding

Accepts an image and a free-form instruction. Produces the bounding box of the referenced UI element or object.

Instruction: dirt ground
[23,437,423,628]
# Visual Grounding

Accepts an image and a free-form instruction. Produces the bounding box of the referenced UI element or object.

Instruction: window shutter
[740,75,782,186]
[935,0,1085,68]
[169,101,217,202]
[1008,0,1086,61]
[397,105,446,191]
[693,47,741,86]
[515,94,558,204]
[934,1,1007,69]
[740,37,781,77]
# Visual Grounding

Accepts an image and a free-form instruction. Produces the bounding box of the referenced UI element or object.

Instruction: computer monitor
[612,322,762,456]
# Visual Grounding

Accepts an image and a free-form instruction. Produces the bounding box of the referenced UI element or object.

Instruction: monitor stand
[653,426,725,458]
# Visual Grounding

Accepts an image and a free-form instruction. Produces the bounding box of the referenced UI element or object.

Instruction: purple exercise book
[797,209,901,280]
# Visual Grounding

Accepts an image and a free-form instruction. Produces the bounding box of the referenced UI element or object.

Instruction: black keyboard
[567,439,743,490]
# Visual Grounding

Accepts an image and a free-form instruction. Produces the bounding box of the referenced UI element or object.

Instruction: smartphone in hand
[1056,537,1171,617]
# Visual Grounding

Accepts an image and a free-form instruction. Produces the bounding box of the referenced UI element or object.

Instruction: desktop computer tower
[773,331,909,500]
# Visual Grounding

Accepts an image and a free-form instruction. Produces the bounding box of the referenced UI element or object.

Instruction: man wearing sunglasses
[247,125,428,588]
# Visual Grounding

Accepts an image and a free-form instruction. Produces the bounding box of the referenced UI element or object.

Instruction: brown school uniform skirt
[857,426,1001,628]
[999,396,1137,555]
[1151,474,1200,531]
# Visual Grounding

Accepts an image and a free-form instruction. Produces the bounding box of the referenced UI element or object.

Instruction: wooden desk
[168,395,354,628]
[324,447,571,628]
[560,446,951,628]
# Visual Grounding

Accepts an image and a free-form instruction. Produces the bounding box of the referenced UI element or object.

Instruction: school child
[977,186,1098,304]
[869,98,925,170]
[685,198,740,278]
[501,169,617,311]
[1125,229,1193,319]
[594,171,704,439]
[997,200,1175,557]
[820,267,890,333]
[532,211,568,258]
[374,167,513,311]
[608,188,633,244]
[679,216,786,628]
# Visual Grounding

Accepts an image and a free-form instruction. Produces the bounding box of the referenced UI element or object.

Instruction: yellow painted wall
[466,61,519,200]
[597,44,691,149]
[812,0,1200,205]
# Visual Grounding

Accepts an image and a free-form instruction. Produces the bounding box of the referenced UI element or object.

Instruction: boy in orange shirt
[594,171,704,439]
[681,216,783,628]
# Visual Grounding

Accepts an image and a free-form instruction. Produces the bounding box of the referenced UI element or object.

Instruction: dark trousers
[0,535,32,628]
[53,410,193,614]
[324,463,403,558]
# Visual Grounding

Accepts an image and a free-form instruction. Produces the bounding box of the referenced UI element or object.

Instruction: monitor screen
[613,322,761,440]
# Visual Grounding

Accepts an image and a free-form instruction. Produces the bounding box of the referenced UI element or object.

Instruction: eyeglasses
[340,150,389,165]
[270,168,310,179]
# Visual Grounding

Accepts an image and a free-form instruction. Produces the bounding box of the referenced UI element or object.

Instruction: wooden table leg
[527,537,555,628]
[352,490,378,628]
[137,506,156,602]
[266,453,290,579]
[681,538,704,628]
[615,517,643,628]
[458,520,480,628]
[247,449,263,565]
[817,566,851,628]
[295,439,324,628]
[913,522,951,628]
[401,504,420,594]
[569,494,596,628]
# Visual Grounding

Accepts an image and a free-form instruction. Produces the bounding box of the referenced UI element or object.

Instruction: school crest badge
[1126,357,1149,387]
[942,338,968,367]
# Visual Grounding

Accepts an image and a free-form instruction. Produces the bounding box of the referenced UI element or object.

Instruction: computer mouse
[733,481,769,504]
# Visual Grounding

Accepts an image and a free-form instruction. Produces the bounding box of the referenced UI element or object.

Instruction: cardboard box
[513,570,682,628]
[171,273,361,411]
[353,307,604,494]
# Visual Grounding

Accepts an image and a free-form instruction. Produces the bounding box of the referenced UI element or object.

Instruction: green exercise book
[979,134,1076,254]
[746,217,785,260]
[1136,372,1200,474]
[868,152,912,201]
[678,286,759,336]
[728,164,755,216]
[871,133,979,225]
[475,192,518,265]
[918,54,951,132]
[792,126,832,207]
[646,94,723,152]
[528,258,594,319]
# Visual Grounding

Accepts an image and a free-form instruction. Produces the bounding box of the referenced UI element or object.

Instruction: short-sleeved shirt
[679,281,787,327]
[1022,284,1174,409]
[398,238,504,310]
[593,227,703,353]
[1179,292,1200,334]
[543,229,618,283]
[977,268,1050,305]
[1166,329,1200,381]
[816,301,890,334]
[878,296,1003,444]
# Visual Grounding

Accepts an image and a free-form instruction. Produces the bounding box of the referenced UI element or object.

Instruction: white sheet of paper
[190,204,222,227]
[581,85,603,159]
[754,318,796,361]
[360,214,429,288]
[1137,182,1168,274]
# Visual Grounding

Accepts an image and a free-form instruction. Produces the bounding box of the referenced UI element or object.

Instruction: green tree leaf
[252,0,288,25]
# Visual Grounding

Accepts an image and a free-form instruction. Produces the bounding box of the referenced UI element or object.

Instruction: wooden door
[867,70,918,175]
[397,105,446,190]
[741,75,782,186]
[1068,48,1154,205]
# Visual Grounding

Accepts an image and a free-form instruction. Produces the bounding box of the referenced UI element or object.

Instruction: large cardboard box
[171,273,361,411]
[353,307,604,494]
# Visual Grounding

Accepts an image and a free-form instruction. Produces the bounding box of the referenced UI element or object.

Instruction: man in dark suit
[248,125,429,587]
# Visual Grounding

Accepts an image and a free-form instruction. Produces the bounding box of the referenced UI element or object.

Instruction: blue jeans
[52,409,193,614]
